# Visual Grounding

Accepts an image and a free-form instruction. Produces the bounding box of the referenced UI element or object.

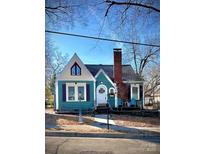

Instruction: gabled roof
[57,53,95,81]
[95,69,115,87]
[85,64,143,82]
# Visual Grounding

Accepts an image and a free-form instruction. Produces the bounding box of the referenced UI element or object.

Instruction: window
[131,84,140,100]
[68,86,75,100]
[109,87,115,96]
[66,83,86,102]
[71,63,81,76]
[132,87,138,100]
[99,88,105,94]
[78,86,85,100]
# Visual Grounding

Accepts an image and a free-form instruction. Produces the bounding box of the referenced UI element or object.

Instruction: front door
[96,85,107,106]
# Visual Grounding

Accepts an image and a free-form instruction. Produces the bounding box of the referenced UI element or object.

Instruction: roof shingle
[85,64,143,82]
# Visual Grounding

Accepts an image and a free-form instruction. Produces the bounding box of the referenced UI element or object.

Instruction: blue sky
[49,27,119,64]
[46,1,160,65]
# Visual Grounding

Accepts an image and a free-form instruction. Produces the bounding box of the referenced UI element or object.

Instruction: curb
[45,130,160,139]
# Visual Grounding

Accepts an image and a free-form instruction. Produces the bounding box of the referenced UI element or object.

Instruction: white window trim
[77,83,87,101]
[130,84,140,100]
[66,83,87,102]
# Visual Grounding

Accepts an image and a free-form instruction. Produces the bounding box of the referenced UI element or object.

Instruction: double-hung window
[66,83,86,102]
[78,86,85,100]
[131,84,140,100]
[68,86,75,100]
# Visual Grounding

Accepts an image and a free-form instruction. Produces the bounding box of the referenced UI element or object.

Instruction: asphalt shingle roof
[85,64,143,82]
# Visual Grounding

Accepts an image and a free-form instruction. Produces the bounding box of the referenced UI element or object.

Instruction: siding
[95,72,115,108]
[57,80,94,112]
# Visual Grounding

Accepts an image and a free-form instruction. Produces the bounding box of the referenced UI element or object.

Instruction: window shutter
[62,84,66,102]
[128,85,131,100]
[140,85,143,100]
[86,84,90,101]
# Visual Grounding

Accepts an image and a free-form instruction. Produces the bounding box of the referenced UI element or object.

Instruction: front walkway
[92,114,159,135]
[94,114,115,125]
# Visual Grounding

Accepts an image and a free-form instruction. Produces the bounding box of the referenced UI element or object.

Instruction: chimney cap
[113,48,122,51]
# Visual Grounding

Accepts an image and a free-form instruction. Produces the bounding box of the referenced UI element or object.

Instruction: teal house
[55,48,144,112]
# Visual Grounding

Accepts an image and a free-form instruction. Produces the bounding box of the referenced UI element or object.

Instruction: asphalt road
[46,136,160,154]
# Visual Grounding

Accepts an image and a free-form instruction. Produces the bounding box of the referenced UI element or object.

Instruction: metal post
[79,99,83,123]
[107,104,109,130]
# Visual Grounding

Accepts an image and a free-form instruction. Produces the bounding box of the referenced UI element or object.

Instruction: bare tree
[104,0,160,18]
[45,0,89,30]
[144,65,160,94]
[45,36,69,94]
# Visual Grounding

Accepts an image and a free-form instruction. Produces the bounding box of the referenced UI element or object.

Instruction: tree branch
[105,0,160,13]
[45,6,68,10]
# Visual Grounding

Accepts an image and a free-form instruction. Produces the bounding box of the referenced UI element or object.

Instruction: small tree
[45,84,54,107]
[45,37,69,107]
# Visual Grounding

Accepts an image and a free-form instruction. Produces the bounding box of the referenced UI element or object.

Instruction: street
[46,136,160,154]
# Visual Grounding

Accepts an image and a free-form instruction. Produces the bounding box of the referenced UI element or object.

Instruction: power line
[45,30,160,48]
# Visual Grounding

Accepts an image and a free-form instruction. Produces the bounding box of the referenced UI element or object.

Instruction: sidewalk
[94,114,115,125]
[92,114,159,134]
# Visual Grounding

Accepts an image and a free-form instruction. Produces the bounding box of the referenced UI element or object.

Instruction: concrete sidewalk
[94,114,115,125]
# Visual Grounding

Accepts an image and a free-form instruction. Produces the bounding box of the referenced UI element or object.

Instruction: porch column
[55,80,59,110]
[142,82,144,109]
[94,81,96,109]
[114,83,118,108]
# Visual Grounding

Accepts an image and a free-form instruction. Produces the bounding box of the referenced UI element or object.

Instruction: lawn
[45,109,160,134]
[112,114,160,127]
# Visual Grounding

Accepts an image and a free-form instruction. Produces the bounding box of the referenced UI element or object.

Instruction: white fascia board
[95,69,115,87]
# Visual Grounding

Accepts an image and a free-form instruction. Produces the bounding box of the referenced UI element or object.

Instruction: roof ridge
[85,64,131,66]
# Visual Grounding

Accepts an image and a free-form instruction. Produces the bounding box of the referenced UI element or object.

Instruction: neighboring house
[55,48,144,112]
[144,86,160,109]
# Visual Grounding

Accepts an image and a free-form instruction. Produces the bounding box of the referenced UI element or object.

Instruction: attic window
[71,62,81,76]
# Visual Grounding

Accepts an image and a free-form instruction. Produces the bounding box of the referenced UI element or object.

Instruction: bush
[45,85,54,108]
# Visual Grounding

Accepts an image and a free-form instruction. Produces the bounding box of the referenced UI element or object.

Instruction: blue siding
[57,80,94,112]
[95,72,115,108]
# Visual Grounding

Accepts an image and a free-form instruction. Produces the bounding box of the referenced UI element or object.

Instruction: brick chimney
[114,48,122,84]
[113,48,129,101]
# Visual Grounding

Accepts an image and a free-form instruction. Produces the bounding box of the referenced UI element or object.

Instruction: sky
[46,0,160,65]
